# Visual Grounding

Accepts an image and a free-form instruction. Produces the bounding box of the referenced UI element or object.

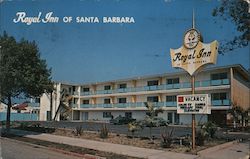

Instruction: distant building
[0,102,7,112]
[0,101,40,121]
[39,64,250,126]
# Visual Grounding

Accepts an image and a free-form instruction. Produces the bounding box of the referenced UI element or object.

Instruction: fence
[0,112,38,121]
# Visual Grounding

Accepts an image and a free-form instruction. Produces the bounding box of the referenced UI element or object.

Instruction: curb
[197,140,238,156]
[0,137,105,159]
[223,131,250,135]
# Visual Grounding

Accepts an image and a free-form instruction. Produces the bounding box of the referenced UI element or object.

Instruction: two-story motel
[38,64,250,126]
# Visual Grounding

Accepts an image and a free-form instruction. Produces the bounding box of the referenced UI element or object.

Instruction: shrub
[16,123,55,133]
[0,121,6,126]
[31,123,41,128]
[196,130,206,146]
[160,128,174,148]
[19,122,29,129]
[128,121,143,138]
[202,121,217,139]
[100,124,109,139]
[74,126,83,136]
[0,128,7,137]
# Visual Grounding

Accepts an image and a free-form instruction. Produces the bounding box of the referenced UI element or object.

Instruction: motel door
[168,112,179,124]
[82,112,88,121]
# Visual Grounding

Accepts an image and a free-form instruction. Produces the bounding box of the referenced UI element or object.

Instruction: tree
[143,102,164,140]
[228,105,246,128]
[0,32,53,130]
[212,0,250,54]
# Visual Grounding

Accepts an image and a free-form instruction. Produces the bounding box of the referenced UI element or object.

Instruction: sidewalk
[197,141,249,159]
[7,129,196,159]
[5,129,250,159]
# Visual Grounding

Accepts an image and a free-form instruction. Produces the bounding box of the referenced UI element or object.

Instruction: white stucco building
[38,64,250,125]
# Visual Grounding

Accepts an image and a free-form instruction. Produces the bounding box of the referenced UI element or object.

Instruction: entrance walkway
[7,129,196,159]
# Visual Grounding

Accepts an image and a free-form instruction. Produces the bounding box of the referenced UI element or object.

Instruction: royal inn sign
[170,28,218,76]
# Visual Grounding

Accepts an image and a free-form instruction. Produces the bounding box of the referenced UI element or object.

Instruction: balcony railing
[77,100,230,109]
[77,79,230,96]
[70,103,78,108]
[212,99,230,106]
[165,102,177,107]
[211,79,230,86]
[79,102,178,108]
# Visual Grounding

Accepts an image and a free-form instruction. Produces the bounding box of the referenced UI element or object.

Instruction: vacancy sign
[177,94,211,114]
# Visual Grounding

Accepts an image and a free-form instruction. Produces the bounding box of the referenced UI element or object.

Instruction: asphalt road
[24,121,192,138]
[0,137,81,159]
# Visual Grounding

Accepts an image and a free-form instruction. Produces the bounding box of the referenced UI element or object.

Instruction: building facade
[39,64,250,126]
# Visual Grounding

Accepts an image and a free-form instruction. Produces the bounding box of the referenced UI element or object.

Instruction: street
[0,137,81,159]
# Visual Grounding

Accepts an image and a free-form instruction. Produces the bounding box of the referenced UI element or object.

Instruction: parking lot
[23,121,192,138]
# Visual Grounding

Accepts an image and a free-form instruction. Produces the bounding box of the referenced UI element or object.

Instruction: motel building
[38,64,250,126]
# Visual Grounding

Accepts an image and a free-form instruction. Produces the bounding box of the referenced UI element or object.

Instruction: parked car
[143,117,168,127]
[155,117,168,127]
[110,116,136,125]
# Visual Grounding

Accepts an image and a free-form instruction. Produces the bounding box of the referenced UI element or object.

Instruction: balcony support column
[158,94,162,102]
[132,95,136,103]
[132,80,137,88]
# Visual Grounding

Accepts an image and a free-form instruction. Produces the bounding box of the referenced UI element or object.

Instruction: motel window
[73,98,77,104]
[146,112,158,116]
[82,100,89,104]
[104,98,111,104]
[72,86,76,92]
[118,98,126,103]
[174,112,179,124]
[211,93,227,100]
[147,80,159,86]
[166,95,177,102]
[167,78,179,84]
[211,72,228,80]
[119,83,127,89]
[168,112,173,123]
[69,87,72,93]
[35,98,40,103]
[82,87,90,92]
[103,112,112,118]
[125,112,132,119]
[104,85,111,90]
[147,96,159,102]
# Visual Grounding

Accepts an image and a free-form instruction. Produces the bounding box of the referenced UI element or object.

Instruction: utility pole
[0,46,2,107]
[50,91,53,121]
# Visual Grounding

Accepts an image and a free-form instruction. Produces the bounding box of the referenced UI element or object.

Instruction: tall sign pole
[191,75,195,149]
[170,11,218,150]
[191,11,196,150]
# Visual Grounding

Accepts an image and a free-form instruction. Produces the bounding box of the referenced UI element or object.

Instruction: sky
[0,0,249,84]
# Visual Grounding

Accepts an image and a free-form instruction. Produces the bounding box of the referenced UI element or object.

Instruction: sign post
[191,76,195,149]
[170,12,218,150]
